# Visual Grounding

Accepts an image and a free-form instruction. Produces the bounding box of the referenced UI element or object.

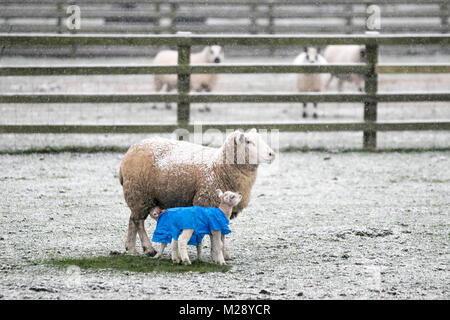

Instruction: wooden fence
[0,0,449,56]
[1,0,449,34]
[0,33,449,149]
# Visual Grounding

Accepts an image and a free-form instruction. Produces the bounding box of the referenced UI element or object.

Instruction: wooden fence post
[177,32,191,130]
[363,33,379,150]
[440,2,449,33]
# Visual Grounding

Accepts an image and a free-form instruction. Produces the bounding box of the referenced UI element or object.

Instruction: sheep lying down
[150,190,242,265]
[119,129,276,258]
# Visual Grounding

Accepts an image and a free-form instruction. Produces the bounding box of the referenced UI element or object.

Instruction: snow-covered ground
[0,151,449,299]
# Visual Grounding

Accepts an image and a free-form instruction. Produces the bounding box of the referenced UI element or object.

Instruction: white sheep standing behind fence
[153,45,224,111]
[294,47,328,119]
[323,45,366,92]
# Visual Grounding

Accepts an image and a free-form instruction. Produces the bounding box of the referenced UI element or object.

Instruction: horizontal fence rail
[1,33,450,149]
[0,0,448,40]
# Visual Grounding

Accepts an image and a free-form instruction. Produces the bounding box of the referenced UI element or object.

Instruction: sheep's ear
[216,189,223,198]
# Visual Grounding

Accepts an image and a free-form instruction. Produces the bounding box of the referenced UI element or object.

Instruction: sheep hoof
[313,113,318,119]
[302,112,308,118]
[165,104,172,110]
[144,248,157,257]
[204,106,211,112]
[182,259,191,265]
[151,105,157,110]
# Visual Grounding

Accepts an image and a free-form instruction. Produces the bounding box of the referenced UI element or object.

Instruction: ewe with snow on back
[323,45,366,92]
[119,129,276,257]
[294,47,328,119]
[153,45,224,111]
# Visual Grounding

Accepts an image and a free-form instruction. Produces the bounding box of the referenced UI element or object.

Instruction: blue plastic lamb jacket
[152,206,231,246]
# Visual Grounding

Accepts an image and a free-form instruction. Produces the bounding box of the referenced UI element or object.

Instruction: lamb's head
[303,47,321,63]
[149,207,165,221]
[204,45,224,64]
[216,189,242,208]
[221,129,276,165]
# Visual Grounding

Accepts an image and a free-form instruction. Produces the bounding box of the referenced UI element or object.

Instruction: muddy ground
[0,151,448,299]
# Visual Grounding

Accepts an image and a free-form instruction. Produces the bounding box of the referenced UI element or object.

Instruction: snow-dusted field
[0,151,449,299]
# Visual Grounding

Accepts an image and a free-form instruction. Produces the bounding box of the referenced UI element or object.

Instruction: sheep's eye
[245,139,250,144]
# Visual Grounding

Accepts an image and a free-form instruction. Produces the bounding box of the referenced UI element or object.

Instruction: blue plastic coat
[152,206,231,246]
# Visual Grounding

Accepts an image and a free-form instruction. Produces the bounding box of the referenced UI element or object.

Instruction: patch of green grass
[46,254,231,274]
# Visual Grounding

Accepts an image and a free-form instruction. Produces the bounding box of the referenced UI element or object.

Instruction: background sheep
[153,45,224,111]
[119,129,276,257]
[323,45,366,92]
[293,47,328,118]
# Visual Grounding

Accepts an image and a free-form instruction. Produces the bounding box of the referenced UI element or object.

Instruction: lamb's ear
[216,189,223,198]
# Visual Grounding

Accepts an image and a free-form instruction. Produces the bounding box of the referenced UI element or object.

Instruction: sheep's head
[303,47,321,63]
[222,129,276,165]
[216,189,242,208]
[205,45,224,64]
[149,207,165,221]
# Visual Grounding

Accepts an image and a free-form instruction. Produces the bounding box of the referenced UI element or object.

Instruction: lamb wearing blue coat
[150,189,242,265]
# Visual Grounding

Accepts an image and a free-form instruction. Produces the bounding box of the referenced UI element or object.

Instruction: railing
[1,0,449,34]
[0,33,449,149]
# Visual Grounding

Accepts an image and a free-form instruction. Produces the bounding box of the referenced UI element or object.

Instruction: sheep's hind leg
[125,217,138,254]
[178,229,194,265]
[135,218,157,257]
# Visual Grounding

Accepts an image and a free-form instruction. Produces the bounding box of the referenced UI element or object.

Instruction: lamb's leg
[211,230,226,265]
[178,229,194,265]
[135,219,157,257]
[125,217,138,254]
[196,240,203,261]
[171,239,181,264]
[154,243,167,259]
[221,234,231,260]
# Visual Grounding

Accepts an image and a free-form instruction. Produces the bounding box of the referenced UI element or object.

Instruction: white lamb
[150,190,242,265]
[294,47,328,119]
[153,45,224,111]
[323,45,366,92]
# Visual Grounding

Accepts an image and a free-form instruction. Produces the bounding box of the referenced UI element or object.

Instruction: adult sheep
[294,47,328,119]
[323,45,366,92]
[153,45,224,111]
[119,129,276,257]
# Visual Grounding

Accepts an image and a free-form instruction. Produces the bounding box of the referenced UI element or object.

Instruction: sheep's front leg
[211,230,226,265]
[154,243,167,259]
[135,219,157,257]
[221,234,231,261]
[178,229,194,265]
